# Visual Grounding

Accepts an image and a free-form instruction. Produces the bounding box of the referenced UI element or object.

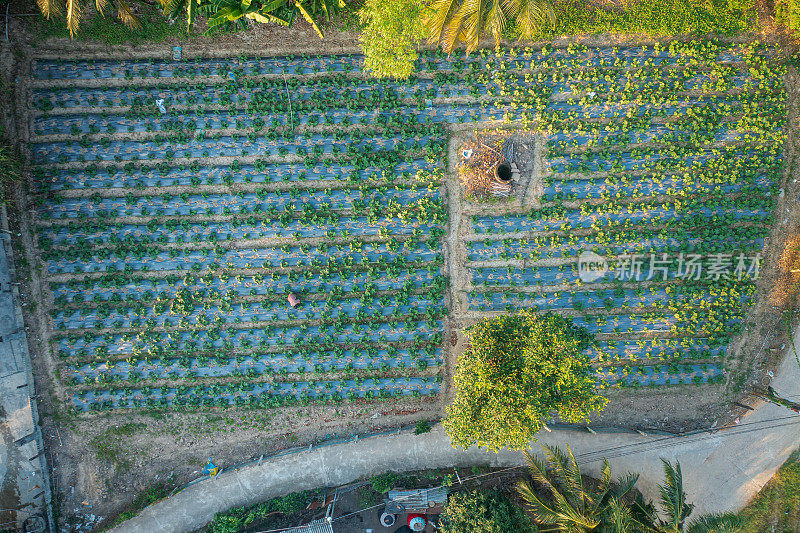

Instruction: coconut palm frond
[425,0,464,53]
[162,0,186,17]
[605,497,637,533]
[523,450,560,496]
[658,460,694,532]
[65,0,82,37]
[505,0,553,39]
[686,513,743,533]
[516,479,564,525]
[456,0,493,53]
[615,472,640,498]
[186,0,196,33]
[36,0,62,19]
[116,0,141,29]
[95,0,108,16]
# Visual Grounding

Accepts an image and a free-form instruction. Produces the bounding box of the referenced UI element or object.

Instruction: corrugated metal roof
[387,487,448,510]
[284,518,334,533]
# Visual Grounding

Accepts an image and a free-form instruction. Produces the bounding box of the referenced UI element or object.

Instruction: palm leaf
[248,8,290,25]
[95,0,108,16]
[162,0,186,17]
[516,479,564,525]
[519,447,601,530]
[658,460,694,532]
[425,0,464,53]
[613,472,640,499]
[686,513,743,533]
[116,0,141,30]
[453,0,489,54]
[257,0,287,14]
[65,0,82,37]
[186,0,196,33]
[295,1,323,38]
[605,498,636,533]
[507,0,553,39]
[523,450,559,495]
[36,0,62,18]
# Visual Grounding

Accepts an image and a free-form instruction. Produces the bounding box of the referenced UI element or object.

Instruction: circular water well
[495,162,512,183]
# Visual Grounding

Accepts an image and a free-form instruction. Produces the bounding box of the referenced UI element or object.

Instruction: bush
[440,489,535,533]
[206,489,319,533]
[369,472,400,494]
[414,421,432,434]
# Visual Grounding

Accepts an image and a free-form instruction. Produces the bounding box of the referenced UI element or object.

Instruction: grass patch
[89,423,145,473]
[206,489,320,533]
[735,449,800,532]
[502,0,757,39]
[31,4,186,45]
[109,480,174,529]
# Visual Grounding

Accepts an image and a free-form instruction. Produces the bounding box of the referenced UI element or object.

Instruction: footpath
[113,329,800,533]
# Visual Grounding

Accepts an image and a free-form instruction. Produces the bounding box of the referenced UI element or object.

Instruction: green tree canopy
[440,489,536,533]
[443,311,607,451]
[358,0,426,79]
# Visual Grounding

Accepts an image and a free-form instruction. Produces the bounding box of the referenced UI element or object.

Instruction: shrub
[369,472,399,494]
[414,420,432,434]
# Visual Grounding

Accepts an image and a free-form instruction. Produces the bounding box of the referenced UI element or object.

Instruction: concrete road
[113,332,800,533]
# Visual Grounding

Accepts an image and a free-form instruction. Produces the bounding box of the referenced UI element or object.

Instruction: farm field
[26,42,785,414]
[30,52,464,412]
[454,41,784,392]
[14,40,792,523]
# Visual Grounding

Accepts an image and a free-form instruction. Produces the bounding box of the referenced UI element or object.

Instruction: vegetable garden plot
[461,40,783,389]
[28,41,785,413]
[32,54,462,413]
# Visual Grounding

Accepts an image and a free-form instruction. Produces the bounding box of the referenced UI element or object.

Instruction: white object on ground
[462,149,473,159]
[155,99,167,115]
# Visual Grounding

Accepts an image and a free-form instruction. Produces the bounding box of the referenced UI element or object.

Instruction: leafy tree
[36,0,140,37]
[443,312,606,451]
[516,444,652,532]
[358,0,426,79]
[424,0,555,54]
[440,489,535,533]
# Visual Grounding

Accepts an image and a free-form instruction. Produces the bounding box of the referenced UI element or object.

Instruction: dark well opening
[496,163,512,182]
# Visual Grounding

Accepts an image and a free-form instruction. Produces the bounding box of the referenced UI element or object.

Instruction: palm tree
[655,460,742,533]
[517,448,741,533]
[424,0,555,55]
[655,460,693,533]
[516,444,652,532]
[36,0,140,37]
